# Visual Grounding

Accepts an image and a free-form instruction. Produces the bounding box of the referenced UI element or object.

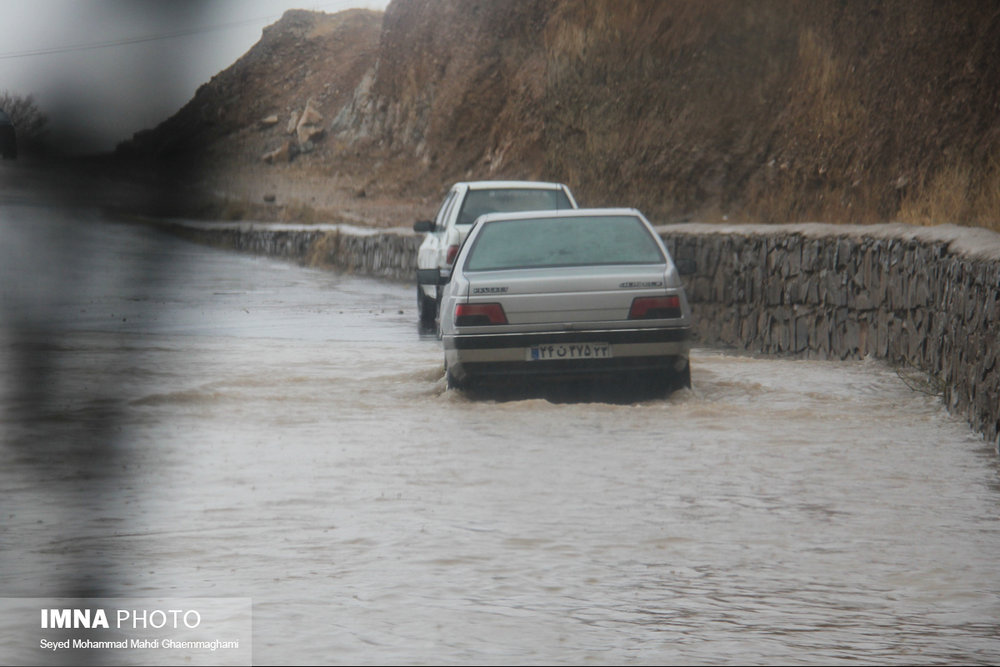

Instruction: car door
[417,188,459,271]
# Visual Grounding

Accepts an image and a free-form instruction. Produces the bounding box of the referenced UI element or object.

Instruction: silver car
[438,208,694,391]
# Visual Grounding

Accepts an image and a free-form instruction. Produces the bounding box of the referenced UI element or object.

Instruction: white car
[438,208,695,392]
[413,181,577,326]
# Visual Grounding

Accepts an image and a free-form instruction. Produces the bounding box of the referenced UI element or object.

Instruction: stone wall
[660,223,999,449]
[169,221,421,282]
[164,219,999,449]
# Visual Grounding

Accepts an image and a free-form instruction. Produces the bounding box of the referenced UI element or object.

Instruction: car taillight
[455,303,508,326]
[446,244,460,265]
[629,295,681,319]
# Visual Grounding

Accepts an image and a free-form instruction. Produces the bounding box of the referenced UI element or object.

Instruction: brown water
[1,200,999,665]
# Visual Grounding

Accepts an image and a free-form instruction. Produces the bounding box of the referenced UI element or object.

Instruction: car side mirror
[413,220,436,233]
[674,258,697,276]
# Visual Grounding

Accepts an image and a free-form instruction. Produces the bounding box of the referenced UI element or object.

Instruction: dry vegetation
[113,1,1000,233]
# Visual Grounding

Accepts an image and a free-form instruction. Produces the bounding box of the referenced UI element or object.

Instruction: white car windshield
[456,188,573,226]
[464,215,665,271]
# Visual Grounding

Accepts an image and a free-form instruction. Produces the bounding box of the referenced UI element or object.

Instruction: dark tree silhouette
[0,90,48,152]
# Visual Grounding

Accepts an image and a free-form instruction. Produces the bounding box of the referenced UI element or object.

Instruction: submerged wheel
[675,363,692,390]
[417,286,437,327]
[641,362,691,395]
[445,367,464,390]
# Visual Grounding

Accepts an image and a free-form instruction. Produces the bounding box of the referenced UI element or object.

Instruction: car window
[439,191,461,229]
[456,188,573,226]
[465,215,665,271]
[434,191,458,228]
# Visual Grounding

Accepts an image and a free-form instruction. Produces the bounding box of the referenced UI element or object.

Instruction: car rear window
[456,188,573,226]
[464,215,666,271]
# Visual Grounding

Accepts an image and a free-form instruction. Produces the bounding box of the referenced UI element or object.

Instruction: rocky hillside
[117,0,1000,231]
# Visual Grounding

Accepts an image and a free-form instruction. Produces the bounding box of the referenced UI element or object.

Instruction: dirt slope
[116,1,1000,231]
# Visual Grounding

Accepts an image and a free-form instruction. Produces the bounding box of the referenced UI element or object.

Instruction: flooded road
[2,198,999,665]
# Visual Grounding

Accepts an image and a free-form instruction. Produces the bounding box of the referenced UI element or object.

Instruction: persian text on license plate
[528,342,612,361]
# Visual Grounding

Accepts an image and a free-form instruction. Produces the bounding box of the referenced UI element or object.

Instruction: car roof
[460,180,569,191]
[474,207,643,225]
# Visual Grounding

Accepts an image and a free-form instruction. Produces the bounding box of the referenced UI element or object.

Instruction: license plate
[528,342,612,361]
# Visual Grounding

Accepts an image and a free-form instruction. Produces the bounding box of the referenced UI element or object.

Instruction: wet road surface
[1,196,999,665]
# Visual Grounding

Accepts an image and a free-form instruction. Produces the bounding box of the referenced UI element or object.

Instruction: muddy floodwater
[2,199,999,665]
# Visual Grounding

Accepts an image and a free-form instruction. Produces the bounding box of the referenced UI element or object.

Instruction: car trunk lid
[463,265,672,326]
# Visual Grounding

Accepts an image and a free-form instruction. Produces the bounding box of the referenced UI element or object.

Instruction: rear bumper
[443,326,691,382]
